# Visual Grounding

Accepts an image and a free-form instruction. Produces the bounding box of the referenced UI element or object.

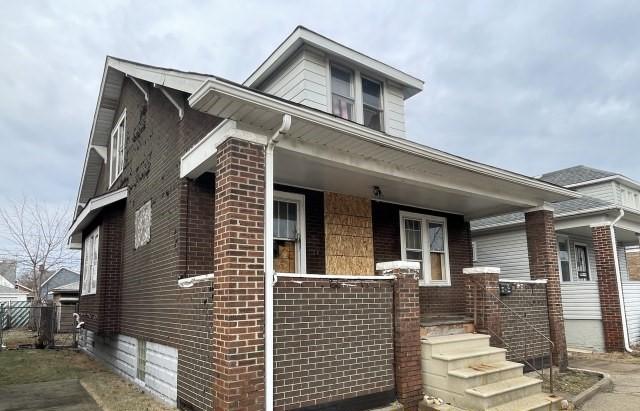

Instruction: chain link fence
[0,301,78,350]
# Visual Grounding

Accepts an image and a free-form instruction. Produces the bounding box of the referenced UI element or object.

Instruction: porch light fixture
[373,185,382,199]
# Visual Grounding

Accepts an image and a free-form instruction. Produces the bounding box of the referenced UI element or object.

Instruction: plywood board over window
[324,192,374,275]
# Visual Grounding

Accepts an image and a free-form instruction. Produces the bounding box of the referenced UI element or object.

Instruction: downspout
[265,114,292,411]
[610,209,633,352]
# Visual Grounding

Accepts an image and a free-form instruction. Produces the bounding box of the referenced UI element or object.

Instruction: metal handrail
[469,278,555,393]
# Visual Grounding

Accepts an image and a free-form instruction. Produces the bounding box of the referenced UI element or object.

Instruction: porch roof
[185,79,579,219]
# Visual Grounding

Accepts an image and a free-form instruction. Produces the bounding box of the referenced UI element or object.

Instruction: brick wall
[212,138,266,410]
[273,278,395,411]
[372,201,472,315]
[592,225,625,351]
[524,209,568,369]
[498,282,551,366]
[78,78,222,410]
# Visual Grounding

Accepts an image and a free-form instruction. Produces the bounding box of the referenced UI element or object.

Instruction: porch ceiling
[186,78,580,219]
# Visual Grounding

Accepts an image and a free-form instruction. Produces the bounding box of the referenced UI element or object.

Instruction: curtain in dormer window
[331,65,354,120]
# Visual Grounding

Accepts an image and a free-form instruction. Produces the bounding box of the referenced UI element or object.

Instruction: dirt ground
[1,328,76,349]
[0,349,176,411]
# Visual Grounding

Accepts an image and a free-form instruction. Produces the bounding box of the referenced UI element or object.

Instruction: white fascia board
[180,120,268,178]
[189,78,580,202]
[566,175,640,191]
[67,187,128,238]
[244,26,424,97]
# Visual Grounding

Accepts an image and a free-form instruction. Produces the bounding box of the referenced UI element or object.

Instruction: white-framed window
[472,241,478,262]
[574,242,591,281]
[400,211,450,286]
[361,76,383,131]
[557,235,572,282]
[82,226,99,295]
[273,191,306,274]
[109,109,127,187]
[134,201,152,249]
[330,64,355,121]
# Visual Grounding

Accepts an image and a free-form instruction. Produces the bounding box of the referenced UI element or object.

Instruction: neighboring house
[49,282,80,333]
[0,259,27,304]
[40,268,80,301]
[473,165,640,353]
[67,27,578,410]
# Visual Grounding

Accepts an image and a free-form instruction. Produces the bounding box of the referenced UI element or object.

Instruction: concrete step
[422,333,491,357]
[462,376,542,410]
[423,347,507,376]
[448,361,525,388]
[423,360,525,401]
[487,392,563,411]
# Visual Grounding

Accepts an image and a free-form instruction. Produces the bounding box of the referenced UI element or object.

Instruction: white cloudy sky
[1,1,639,220]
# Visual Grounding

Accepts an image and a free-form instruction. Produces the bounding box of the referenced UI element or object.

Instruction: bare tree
[0,196,78,302]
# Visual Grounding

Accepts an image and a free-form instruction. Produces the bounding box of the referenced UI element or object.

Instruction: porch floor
[420,314,473,327]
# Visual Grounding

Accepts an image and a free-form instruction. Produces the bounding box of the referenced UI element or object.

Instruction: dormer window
[362,77,383,131]
[330,65,354,120]
[109,109,126,187]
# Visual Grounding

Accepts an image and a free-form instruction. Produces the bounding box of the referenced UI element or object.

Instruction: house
[0,259,28,304]
[67,27,579,411]
[472,165,640,353]
[40,268,80,301]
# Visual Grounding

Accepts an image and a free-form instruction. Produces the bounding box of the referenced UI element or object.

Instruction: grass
[1,328,76,349]
[0,349,176,411]
[539,368,601,395]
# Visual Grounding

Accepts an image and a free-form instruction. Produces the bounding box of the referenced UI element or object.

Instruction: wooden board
[324,192,374,275]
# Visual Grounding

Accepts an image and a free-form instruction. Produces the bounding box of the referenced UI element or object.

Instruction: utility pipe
[264,114,291,410]
[609,209,633,352]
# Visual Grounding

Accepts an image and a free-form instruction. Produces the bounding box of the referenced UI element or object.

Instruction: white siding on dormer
[617,183,640,211]
[259,47,328,112]
[384,82,406,138]
[574,182,616,204]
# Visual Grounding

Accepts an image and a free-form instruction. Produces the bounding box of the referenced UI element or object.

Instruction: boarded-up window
[135,201,151,249]
[627,250,640,281]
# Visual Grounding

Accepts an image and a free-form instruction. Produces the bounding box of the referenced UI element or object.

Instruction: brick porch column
[213,138,265,410]
[377,261,422,411]
[591,224,626,351]
[463,267,501,346]
[524,207,568,370]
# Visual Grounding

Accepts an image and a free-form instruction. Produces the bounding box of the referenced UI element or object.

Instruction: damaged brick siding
[273,278,395,410]
[79,78,220,410]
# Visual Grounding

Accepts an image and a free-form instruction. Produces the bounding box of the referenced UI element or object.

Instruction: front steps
[421,333,561,411]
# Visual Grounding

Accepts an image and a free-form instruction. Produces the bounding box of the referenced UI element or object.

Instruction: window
[575,244,590,281]
[557,237,571,282]
[137,338,146,381]
[135,201,152,249]
[362,77,383,131]
[400,211,450,286]
[330,65,354,121]
[82,227,99,295]
[109,109,126,186]
[273,191,306,273]
[472,241,478,262]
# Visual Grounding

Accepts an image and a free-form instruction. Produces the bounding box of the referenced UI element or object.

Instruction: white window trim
[82,226,99,296]
[109,109,127,187]
[399,210,451,287]
[472,241,478,262]
[326,59,386,132]
[573,241,593,281]
[557,234,573,283]
[274,190,306,274]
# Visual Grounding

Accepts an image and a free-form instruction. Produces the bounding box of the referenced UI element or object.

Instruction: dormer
[244,26,424,138]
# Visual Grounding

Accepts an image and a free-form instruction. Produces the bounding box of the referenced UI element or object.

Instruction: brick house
[473,165,640,353]
[68,27,578,411]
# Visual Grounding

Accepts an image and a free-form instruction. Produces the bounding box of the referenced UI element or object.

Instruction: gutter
[264,114,292,411]
[609,209,633,352]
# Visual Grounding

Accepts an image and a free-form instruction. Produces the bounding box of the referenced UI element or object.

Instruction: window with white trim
[400,211,450,286]
[82,227,99,295]
[273,191,306,274]
[557,236,571,282]
[330,65,354,121]
[574,243,591,281]
[109,109,126,186]
[362,76,383,131]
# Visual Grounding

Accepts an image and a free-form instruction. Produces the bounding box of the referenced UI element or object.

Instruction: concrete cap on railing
[463,267,501,275]
[375,261,420,272]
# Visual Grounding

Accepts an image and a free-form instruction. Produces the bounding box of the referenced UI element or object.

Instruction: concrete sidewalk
[571,357,640,410]
[0,379,100,411]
